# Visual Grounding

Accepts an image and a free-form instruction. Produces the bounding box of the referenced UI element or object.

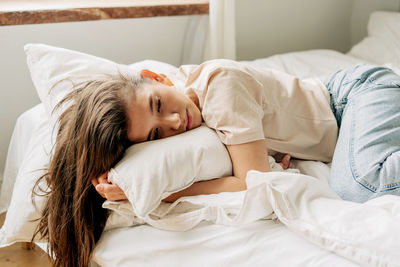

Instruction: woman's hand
[91,172,128,201]
[278,154,293,170]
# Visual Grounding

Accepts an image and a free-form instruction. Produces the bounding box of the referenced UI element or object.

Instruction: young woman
[34,60,400,267]
[94,61,400,203]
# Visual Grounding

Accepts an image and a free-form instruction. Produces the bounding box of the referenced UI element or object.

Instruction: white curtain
[208,0,236,60]
[180,15,209,64]
[181,0,236,64]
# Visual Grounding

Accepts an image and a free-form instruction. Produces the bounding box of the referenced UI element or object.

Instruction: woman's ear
[140,69,173,86]
[159,74,173,86]
[140,69,163,82]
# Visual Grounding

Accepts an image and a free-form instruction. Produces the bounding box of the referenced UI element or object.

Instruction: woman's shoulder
[178,59,252,77]
[173,59,253,96]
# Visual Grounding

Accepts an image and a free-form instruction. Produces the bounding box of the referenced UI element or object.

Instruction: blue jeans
[324,64,400,203]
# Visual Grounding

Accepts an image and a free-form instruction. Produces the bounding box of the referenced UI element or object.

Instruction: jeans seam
[343,78,360,86]
[382,182,400,190]
[370,79,400,88]
[348,99,382,193]
[348,103,400,193]
[347,108,377,192]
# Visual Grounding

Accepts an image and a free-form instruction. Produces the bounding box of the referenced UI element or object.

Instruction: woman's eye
[157,98,161,113]
[154,128,160,140]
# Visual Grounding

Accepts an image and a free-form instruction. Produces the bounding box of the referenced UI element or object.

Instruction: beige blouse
[172,59,338,162]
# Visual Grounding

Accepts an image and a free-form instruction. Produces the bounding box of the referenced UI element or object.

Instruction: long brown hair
[32,73,146,267]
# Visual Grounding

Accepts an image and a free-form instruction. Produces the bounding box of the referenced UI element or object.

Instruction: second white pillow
[108,125,233,218]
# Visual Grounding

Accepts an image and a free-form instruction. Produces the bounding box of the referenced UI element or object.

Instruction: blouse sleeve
[201,68,266,145]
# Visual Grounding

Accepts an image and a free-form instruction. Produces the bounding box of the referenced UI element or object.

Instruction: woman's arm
[164,140,270,202]
[165,142,293,202]
[93,140,292,202]
[227,140,270,179]
[162,176,245,202]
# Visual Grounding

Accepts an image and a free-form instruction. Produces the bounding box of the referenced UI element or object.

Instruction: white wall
[235,0,353,60]
[235,0,400,61]
[350,0,400,46]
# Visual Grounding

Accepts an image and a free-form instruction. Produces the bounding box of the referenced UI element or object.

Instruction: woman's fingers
[91,178,99,187]
[92,171,111,198]
[95,186,106,198]
[92,172,128,200]
[279,154,292,170]
[98,171,110,184]
[92,172,109,184]
[95,183,127,201]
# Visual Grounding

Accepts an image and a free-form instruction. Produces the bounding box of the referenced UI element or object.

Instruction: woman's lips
[186,109,192,131]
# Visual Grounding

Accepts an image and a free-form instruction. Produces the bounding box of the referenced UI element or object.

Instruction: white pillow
[24,44,178,122]
[108,125,232,218]
[348,11,400,66]
[0,44,232,246]
[0,106,51,246]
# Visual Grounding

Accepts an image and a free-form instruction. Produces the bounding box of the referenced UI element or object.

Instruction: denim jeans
[324,64,400,203]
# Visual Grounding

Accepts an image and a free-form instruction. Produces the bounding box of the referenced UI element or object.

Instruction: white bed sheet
[241,49,367,79]
[94,220,357,267]
[93,158,362,267]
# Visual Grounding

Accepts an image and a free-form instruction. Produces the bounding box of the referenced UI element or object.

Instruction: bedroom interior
[0,0,399,266]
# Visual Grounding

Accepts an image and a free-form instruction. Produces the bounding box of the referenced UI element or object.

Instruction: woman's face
[126,82,202,143]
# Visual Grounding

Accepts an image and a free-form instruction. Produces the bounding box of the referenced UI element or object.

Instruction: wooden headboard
[0,0,209,26]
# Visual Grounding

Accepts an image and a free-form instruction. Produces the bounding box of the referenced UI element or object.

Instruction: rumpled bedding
[104,159,400,267]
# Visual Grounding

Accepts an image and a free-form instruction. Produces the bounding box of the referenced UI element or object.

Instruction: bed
[1,11,400,267]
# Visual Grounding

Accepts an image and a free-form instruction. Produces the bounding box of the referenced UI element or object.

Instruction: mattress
[94,220,356,267]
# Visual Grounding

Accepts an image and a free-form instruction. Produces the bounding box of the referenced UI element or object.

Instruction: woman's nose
[162,113,181,130]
